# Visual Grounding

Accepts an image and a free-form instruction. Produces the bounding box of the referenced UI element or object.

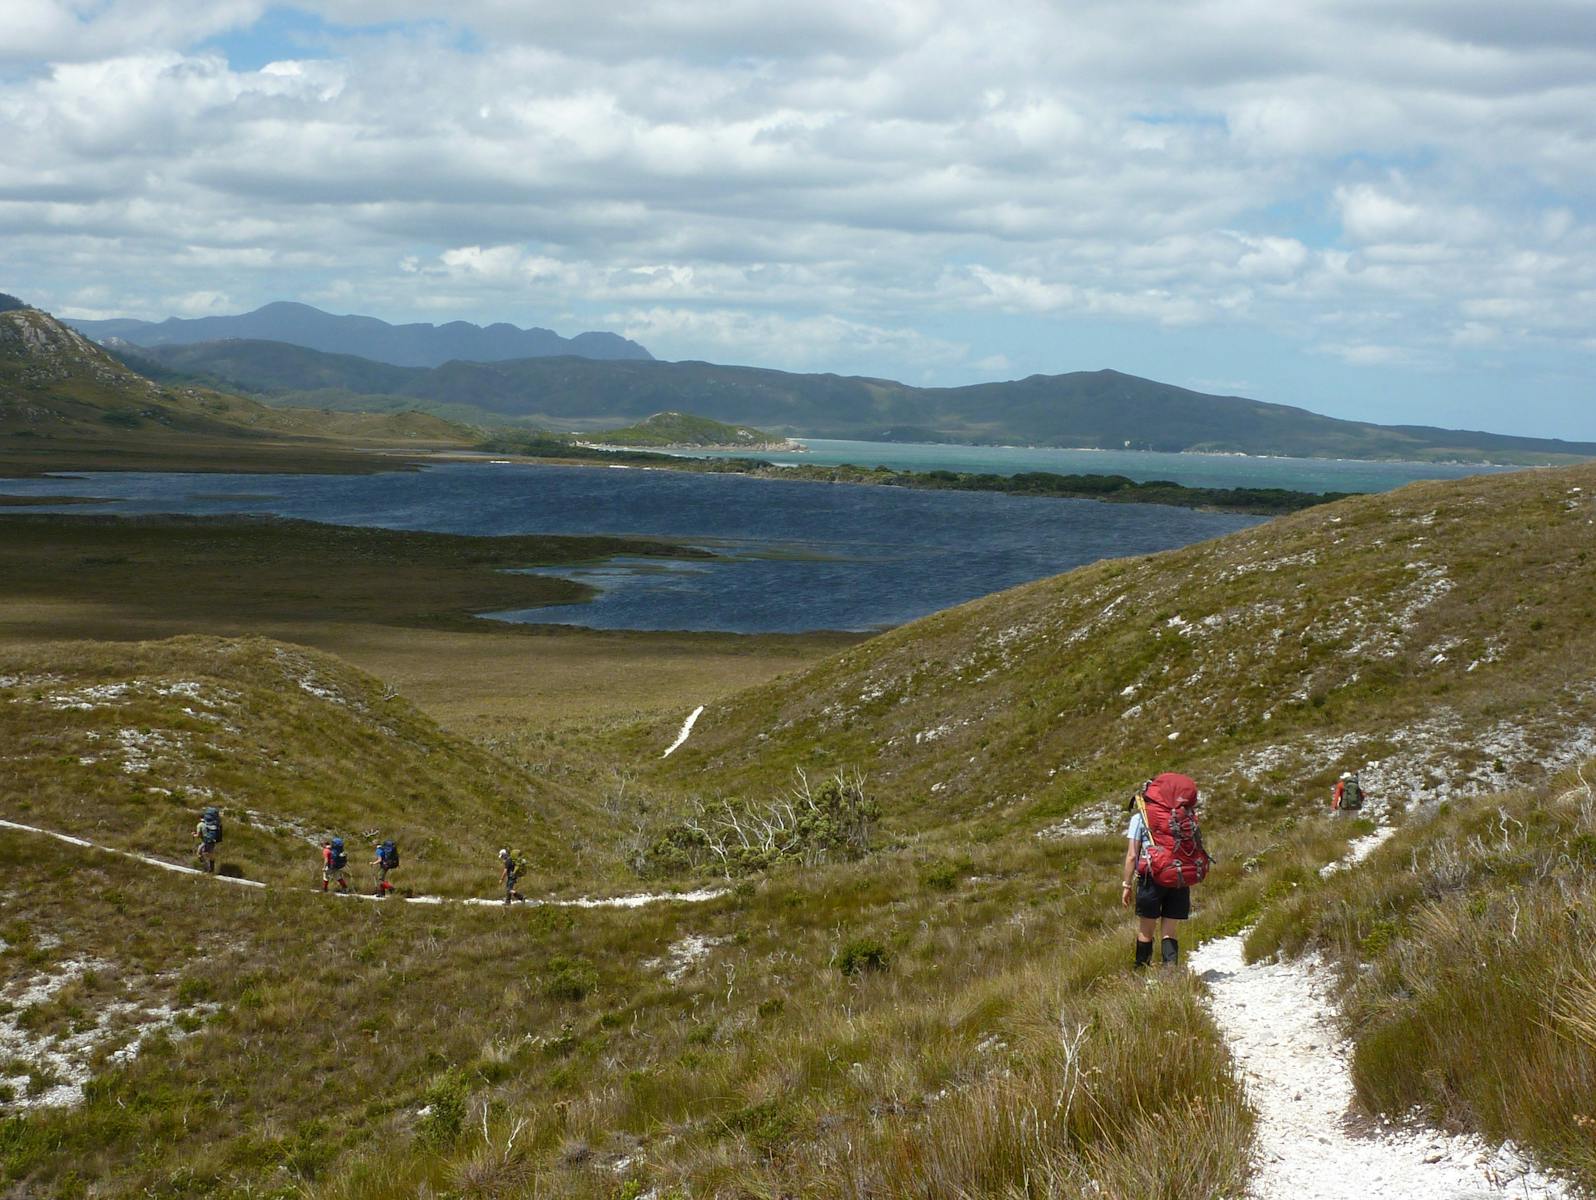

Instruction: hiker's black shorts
[1135,877,1191,920]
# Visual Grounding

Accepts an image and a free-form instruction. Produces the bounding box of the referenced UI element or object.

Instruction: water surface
[683,439,1523,494]
[4,462,1258,633]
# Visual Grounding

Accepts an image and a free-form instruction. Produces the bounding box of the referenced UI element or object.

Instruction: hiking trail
[662,704,704,758]
[1188,806,1571,1200]
[0,817,725,910]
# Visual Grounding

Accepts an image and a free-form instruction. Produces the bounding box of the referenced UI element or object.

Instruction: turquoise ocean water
[685,440,1521,495]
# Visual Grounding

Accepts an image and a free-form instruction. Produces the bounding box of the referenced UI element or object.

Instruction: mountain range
[123,335,1596,464]
[65,301,653,368]
[0,301,468,474]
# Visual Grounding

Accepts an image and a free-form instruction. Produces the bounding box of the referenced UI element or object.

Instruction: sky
[2,2,1594,439]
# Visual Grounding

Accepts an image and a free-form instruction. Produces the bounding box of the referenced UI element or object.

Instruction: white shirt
[1126,811,1150,851]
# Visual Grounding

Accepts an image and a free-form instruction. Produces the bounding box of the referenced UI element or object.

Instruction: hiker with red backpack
[1121,772,1212,968]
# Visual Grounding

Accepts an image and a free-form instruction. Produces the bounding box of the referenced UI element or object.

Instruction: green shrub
[919,859,961,891]
[416,1068,470,1147]
[835,938,889,976]
[542,955,598,1002]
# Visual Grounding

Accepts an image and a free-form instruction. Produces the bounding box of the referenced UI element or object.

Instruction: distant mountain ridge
[125,337,1596,465]
[66,300,653,368]
[0,303,469,474]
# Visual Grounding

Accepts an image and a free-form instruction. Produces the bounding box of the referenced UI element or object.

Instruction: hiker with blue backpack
[1121,772,1212,968]
[371,838,399,897]
[321,837,350,893]
[193,806,222,874]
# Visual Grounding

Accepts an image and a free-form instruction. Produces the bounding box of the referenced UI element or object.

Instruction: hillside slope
[68,299,652,366]
[0,635,604,892]
[0,304,471,475]
[5,465,1594,1196]
[658,463,1596,832]
[126,338,1596,462]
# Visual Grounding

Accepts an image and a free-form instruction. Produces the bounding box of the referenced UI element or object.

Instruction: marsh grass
[0,512,853,747]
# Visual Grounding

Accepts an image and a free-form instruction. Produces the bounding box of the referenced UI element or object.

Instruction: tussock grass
[1246,763,1596,1188]
[11,452,1596,1197]
[2,803,1251,1199]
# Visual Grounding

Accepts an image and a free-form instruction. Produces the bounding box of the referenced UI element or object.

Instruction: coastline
[465,442,1353,516]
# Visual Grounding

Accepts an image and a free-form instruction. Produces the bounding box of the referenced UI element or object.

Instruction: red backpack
[1135,772,1212,888]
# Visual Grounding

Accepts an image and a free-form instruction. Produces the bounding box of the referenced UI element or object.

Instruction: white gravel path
[1189,815,1574,1200]
[0,817,266,887]
[0,817,724,910]
[662,704,705,758]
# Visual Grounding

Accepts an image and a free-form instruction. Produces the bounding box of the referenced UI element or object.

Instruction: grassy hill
[0,636,609,894]
[125,336,1596,463]
[3,462,1594,1197]
[579,410,790,448]
[0,305,472,476]
[655,463,1596,828]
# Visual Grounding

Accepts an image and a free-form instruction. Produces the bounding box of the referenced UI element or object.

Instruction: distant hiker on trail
[1331,771,1364,812]
[321,837,349,893]
[193,806,222,874]
[1121,772,1212,968]
[372,839,399,897]
[498,848,525,905]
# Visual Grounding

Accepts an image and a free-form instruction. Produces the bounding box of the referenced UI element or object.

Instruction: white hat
[498,848,509,858]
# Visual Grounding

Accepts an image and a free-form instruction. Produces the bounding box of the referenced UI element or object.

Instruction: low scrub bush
[834,938,889,976]
[417,1068,471,1148]
[541,955,598,1002]
[634,769,879,879]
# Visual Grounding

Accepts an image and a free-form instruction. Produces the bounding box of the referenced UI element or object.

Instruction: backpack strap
[1133,793,1153,876]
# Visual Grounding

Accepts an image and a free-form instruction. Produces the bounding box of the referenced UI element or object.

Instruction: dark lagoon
[4,462,1260,633]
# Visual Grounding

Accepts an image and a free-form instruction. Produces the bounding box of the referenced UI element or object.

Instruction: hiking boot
[1134,938,1154,969]
[1161,937,1179,966]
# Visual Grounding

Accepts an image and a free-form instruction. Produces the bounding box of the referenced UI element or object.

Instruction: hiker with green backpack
[1121,772,1212,968]
[1331,771,1364,812]
[498,848,525,905]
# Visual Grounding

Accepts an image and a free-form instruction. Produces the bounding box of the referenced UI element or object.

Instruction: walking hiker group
[321,835,405,897]
[188,807,532,901]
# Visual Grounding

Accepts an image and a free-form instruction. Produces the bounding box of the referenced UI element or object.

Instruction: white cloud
[611,306,965,372]
[1,0,1594,431]
[164,289,234,315]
